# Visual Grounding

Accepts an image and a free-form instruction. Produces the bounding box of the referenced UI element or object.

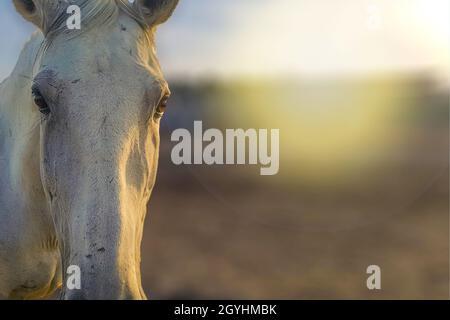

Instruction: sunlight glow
[215,0,449,80]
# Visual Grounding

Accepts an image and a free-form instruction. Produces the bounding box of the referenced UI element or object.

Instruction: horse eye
[154,95,170,119]
[32,87,50,115]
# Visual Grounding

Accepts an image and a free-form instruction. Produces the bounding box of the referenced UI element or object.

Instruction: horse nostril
[23,0,36,13]
[15,0,36,15]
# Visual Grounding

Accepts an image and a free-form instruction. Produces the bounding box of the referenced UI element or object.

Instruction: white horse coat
[0,0,178,299]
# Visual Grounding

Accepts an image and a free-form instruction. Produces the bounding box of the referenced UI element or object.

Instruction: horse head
[12,0,179,299]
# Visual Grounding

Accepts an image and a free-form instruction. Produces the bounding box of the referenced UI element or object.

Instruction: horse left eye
[154,95,170,119]
[32,87,50,115]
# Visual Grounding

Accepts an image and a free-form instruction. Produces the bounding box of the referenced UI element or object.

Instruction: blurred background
[1,0,449,299]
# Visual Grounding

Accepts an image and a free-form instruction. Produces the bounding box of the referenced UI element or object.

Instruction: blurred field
[140,73,449,299]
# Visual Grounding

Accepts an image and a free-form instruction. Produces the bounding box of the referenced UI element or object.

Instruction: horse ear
[139,0,179,26]
[13,0,42,28]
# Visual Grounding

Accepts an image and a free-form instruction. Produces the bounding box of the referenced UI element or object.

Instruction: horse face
[13,0,179,299]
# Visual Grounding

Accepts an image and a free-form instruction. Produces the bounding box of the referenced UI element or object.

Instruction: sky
[0,0,449,82]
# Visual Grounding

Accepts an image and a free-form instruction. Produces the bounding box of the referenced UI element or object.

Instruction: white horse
[0,0,179,299]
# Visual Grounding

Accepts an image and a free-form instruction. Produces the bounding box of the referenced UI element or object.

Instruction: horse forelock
[37,0,151,37]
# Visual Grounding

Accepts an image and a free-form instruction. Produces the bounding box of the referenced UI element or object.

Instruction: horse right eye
[32,87,50,115]
[154,94,170,120]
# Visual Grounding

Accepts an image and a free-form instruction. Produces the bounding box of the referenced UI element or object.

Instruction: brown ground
[141,126,449,299]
